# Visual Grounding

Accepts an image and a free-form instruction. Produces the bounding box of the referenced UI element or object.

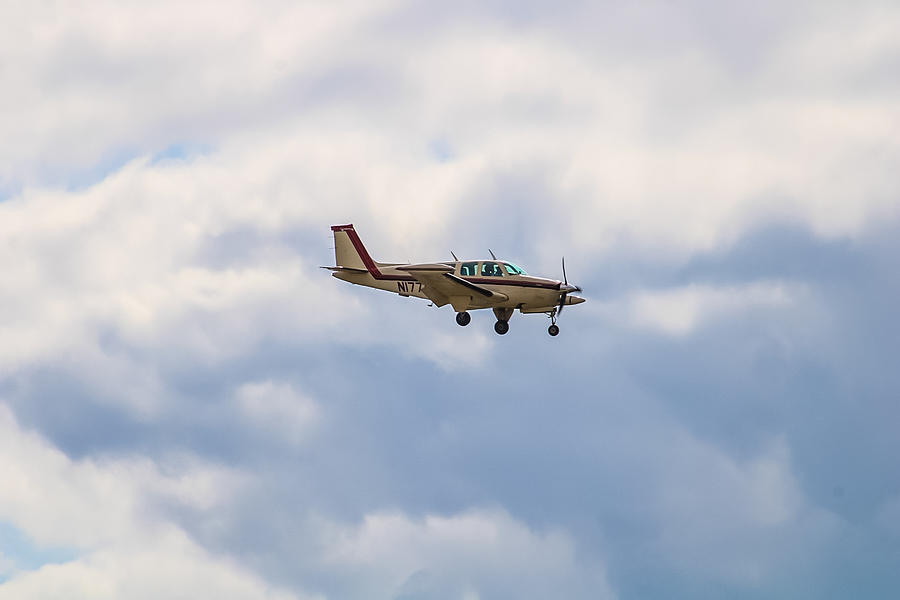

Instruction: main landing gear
[455,310,509,334]
[492,307,513,336]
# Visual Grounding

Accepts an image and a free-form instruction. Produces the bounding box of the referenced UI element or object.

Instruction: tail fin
[331,224,375,272]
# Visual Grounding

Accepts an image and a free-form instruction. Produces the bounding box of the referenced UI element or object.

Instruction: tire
[494,320,509,335]
[548,324,560,336]
[456,312,471,326]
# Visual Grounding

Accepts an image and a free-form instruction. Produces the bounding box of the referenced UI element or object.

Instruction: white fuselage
[333,261,577,313]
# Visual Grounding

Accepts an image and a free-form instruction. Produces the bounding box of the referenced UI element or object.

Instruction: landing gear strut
[456,311,471,326]
[548,308,560,336]
[492,307,513,335]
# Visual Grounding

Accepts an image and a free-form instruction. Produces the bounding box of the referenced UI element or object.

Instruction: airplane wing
[398,264,508,308]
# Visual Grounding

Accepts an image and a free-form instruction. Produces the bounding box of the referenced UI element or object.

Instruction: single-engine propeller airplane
[323,224,585,336]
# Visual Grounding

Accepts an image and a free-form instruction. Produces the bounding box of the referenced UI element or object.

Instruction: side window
[460,262,478,276]
[480,262,503,277]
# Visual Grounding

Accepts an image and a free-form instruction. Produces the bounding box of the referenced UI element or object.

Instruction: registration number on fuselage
[397,281,424,295]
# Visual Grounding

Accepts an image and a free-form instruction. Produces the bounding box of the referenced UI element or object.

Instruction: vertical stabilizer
[331,224,374,272]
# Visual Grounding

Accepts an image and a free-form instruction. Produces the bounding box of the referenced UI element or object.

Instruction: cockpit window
[503,262,526,275]
[460,262,478,276]
[480,262,503,277]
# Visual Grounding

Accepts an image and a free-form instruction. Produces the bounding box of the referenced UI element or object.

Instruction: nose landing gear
[494,320,510,335]
[547,308,561,336]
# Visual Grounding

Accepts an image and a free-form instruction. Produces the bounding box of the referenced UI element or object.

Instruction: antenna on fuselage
[451,251,459,261]
[489,249,497,260]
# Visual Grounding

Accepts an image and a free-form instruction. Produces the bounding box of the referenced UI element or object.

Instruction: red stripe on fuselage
[465,278,560,290]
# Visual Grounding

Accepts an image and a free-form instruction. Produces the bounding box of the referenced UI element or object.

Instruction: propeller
[558,256,582,315]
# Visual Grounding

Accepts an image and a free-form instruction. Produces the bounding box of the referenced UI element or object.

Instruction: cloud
[0,533,313,600]
[234,380,320,446]
[622,281,797,336]
[409,330,495,372]
[3,0,898,254]
[316,508,614,599]
[0,0,397,186]
[2,1,900,598]
[647,433,842,585]
[0,405,307,599]
[0,553,13,581]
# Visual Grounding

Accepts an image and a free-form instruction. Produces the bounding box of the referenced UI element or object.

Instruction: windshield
[503,262,526,275]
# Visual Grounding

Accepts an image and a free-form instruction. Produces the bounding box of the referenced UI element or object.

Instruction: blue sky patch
[0,522,78,580]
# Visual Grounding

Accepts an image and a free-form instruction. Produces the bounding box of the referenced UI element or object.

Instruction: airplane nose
[565,295,585,306]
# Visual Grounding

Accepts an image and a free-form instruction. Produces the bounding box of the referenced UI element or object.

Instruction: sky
[1,1,899,598]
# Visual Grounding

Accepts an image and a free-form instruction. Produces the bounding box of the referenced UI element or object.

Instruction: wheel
[456,312,471,326]
[494,320,509,335]
[548,324,560,336]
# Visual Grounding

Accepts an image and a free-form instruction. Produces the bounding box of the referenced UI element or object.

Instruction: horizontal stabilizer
[320,266,368,273]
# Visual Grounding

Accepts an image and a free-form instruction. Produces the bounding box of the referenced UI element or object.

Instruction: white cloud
[647,432,843,585]
[0,123,503,391]
[380,12,900,254]
[234,380,320,445]
[624,281,796,336]
[1,0,897,390]
[317,508,614,600]
[0,400,613,599]
[657,435,803,530]
[0,150,372,408]
[3,0,898,254]
[0,404,243,550]
[0,0,397,185]
[410,329,495,372]
[0,531,313,600]
[0,404,309,599]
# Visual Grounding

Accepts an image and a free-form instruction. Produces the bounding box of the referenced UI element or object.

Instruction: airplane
[323,224,585,336]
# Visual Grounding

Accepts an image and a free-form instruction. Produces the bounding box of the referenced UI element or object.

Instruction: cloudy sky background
[2,1,899,598]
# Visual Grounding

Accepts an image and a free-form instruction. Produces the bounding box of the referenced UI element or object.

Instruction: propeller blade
[558,257,581,315]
